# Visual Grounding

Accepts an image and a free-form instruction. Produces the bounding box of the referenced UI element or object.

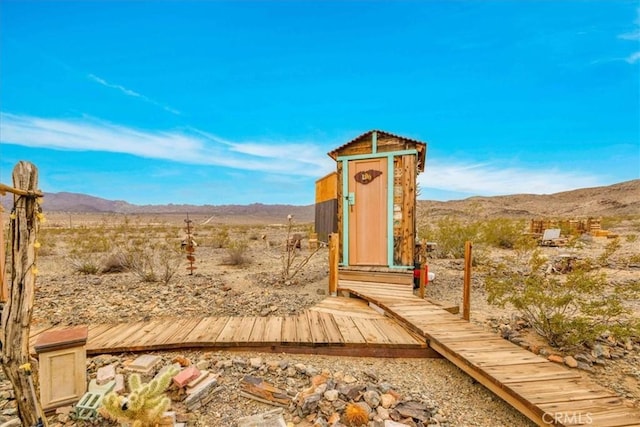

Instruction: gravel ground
[1,222,638,426]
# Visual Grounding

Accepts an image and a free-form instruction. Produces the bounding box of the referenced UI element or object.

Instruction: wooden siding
[315,199,337,243]
[315,172,337,204]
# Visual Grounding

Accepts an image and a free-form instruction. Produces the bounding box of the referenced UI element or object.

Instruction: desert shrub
[122,239,182,284]
[626,234,638,244]
[224,240,249,265]
[68,253,102,275]
[480,218,531,250]
[280,216,319,282]
[210,227,230,249]
[101,251,130,273]
[428,216,481,258]
[485,249,640,348]
[597,238,621,266]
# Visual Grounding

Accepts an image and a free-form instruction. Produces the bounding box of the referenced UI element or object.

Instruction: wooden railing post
[462,241,472,321]
[1,161,48,426]
[418,240,426,299]
[328,233,339,296]
[0,205,7,303]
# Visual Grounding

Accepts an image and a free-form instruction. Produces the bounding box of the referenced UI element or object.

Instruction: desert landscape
[1,179,639,427]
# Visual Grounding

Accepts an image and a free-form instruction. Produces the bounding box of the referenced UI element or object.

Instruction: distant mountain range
[1,179,638,221]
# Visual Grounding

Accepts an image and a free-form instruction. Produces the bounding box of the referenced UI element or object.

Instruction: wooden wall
[315,172,338,243]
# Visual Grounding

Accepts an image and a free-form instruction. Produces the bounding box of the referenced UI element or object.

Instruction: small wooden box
[34,326,88,412]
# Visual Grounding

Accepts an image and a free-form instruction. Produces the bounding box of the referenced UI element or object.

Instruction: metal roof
[327,129,427,171]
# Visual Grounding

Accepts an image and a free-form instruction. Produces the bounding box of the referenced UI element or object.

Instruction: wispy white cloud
[0,113,333,177]
[618,7,640,64]
[418,161,602,198]
[87,74,181,115]
[626,52,640,64]
[618,7,640,40]
[1,113,609,199]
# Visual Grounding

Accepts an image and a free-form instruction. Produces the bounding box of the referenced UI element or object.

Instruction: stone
[380,393,397,409]
[187,370,209,389]
[547,354,563,364]
[113,374,125,394]
[237,408,287,427]
[364,390,381,408]
[299,392,322,415]
[564,356,578,368]
[394,401,431,422]
[126,354,161,374]
[250,357,263,368]
[377,405,391,420]
[324,389,339,402]
[96,364,116,385]
[173,366,202,388]
[185,374,220,410]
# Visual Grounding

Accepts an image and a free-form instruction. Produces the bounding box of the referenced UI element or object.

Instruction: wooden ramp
[29,296,434,358]
[338,279,640,427]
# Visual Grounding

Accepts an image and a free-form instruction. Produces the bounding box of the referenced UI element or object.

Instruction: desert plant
[101,365,179,427]
[597,237,621,266]
[480,218,531,250]
[208,227,230,248]
[123,239,182,284]
[224,240,249,265]
[280,215,319,282]
[485,248,640,348]
[343,403,368,426]
[428,216,481,258]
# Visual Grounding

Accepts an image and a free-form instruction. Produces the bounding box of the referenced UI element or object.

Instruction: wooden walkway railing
[337,280,640,427]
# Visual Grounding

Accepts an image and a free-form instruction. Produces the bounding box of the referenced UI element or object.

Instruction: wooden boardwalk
[338,280,640,427]
[27,279,640,426]
[29,296,433,358]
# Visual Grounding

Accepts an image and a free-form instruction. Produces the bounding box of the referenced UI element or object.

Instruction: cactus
[101,365,179,427]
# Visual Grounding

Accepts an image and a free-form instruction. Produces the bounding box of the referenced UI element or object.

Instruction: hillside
[1,179,638,221]
[418,179,640,219]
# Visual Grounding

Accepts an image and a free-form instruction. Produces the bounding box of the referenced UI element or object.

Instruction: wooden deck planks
[337,279,640,427]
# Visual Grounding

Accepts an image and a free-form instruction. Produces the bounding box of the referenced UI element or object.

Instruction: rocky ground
[0,215,639,426]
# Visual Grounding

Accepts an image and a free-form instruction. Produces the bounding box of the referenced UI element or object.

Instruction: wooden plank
[89,322,146,350]
[161,318,202,346]
[317,312,344,344]
[231,317,256,343]
[281,317,297,343]
[460,350,549,367]
[117,319,173,347]
[135,318,194,348]
[182,317,228,344]
[247,317,268,343]
[333,315,367,345]
[263,317,283,343]
[373,318,426,347]
[482,363,582,384]
[97,320,153,349]
[294,314,312,344]
[306,311,329,344]
[217,317,248,343]
[351,317,391,345]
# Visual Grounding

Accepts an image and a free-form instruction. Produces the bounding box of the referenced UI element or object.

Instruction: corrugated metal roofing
[327,129,427,171]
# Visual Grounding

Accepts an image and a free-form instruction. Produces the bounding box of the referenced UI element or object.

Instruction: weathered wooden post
[1,161,48,426]
[462,241,472,321]
[418,240,427,299]
[0,204,7,303]
[328,233,339,296]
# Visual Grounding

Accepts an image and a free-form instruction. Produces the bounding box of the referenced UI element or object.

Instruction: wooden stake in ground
[462,241,472,321]
[0,161,48,427]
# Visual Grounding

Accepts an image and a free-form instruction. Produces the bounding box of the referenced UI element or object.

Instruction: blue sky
[1,1,638,206]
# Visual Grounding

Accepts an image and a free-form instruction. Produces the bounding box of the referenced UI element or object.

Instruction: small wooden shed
[318,130,426,270]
